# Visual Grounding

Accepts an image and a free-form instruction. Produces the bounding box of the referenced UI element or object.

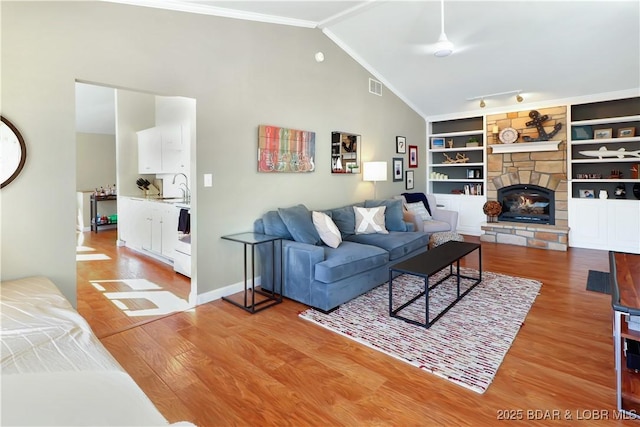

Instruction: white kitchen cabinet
[161,123,189,174]
[137,123,188,175]
[131,199,152,252]
[118,197,179,264]
[117,196,133,244]
[137,127,163,174]
[569,198,640,253]
[118,197,149,251]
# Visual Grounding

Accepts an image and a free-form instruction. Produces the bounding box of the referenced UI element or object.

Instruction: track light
[467,90,524,108]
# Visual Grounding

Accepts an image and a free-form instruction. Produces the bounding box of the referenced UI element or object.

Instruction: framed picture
[593,128,613,139]
[392,157,404,182]
[579,189,595,198]
[431,137,445,149]
[571,125,593,141]
[408,145,418,168]
[618,127,636,138]
[396,136,406,154]
[405,170,414,190]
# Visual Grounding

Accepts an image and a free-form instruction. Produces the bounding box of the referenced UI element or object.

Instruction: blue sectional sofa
[254,199,430,312]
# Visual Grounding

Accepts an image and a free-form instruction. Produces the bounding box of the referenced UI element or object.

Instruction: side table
[221,232,283,313]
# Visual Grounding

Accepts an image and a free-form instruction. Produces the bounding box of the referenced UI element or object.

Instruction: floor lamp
[363,161,388,199]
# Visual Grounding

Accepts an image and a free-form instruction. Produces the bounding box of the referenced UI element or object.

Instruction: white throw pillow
[406,201,432,221]
[312,211,342,248]
[353,206,388,234]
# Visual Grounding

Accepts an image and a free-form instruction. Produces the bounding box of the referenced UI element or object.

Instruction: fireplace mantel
[489,140,561,154]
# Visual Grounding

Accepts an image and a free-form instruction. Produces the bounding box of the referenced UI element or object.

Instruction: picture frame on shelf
[431,137,445,149]
[405,170,414,190]
[571,125,593,140]
[618,127,636,138]
[593,128,613,139]
[396,136,407,153]
[392,157,403,182]
[466,168,481,179]
[579,189,595,198]
[408,145,418,168]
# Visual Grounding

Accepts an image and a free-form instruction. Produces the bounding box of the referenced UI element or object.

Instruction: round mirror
[1,116,27,188]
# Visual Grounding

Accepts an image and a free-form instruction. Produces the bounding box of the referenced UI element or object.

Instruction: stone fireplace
[481,106,570,251]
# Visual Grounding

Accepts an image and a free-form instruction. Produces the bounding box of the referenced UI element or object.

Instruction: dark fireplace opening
[498,184,555,225]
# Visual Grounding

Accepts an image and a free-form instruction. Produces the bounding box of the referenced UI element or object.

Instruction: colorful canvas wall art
[258,125,316,173]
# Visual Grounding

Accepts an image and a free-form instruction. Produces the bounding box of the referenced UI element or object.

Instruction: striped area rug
[299,268,541,394]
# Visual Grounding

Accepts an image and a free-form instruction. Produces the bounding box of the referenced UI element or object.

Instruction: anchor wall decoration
[523,110,562,142]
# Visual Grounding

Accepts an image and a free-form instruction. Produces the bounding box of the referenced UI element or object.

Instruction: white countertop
[120,194,190,208]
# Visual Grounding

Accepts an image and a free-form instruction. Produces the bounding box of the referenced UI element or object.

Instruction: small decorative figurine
[615,184,627,199]
[443,152,470,163]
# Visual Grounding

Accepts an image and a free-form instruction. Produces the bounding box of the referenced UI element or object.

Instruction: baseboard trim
[196,276,261,306]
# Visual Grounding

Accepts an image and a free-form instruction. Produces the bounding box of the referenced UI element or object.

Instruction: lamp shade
[363,161,388,182]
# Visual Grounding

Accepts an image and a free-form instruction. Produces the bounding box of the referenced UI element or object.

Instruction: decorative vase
[599,190,608,199]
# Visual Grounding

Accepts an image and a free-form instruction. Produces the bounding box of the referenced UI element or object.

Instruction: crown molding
[101,0,318,28]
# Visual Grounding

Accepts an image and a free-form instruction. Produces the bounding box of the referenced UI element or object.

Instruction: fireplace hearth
[498,184,555,225]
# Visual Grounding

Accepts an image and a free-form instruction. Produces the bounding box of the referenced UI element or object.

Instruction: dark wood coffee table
[388,241,481,328]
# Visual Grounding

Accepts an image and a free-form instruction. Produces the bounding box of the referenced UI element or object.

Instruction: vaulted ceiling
[105,1,640,118]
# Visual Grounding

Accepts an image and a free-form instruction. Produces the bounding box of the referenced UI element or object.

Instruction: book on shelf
[464,183,483,196]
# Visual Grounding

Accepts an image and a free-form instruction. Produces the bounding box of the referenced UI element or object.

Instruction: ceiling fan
[434,0,454,57]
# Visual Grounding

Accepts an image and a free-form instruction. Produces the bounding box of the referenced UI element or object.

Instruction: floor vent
[369,78,382,96]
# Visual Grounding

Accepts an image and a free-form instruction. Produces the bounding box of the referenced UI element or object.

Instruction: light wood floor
[77,229,191,338]
[89,232,628,426]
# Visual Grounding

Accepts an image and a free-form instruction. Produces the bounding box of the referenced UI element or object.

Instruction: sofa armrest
[258,240,324,291]
[432,208,458,232]
[403,210,421,232]
[281,241,325,301]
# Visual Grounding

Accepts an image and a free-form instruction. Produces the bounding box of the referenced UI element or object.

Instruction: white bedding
[0,276,177,426]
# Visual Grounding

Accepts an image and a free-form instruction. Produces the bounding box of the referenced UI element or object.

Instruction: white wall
[1,2,426,304]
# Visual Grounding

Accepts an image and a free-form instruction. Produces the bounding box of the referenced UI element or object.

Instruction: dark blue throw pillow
[364,199,407,232]
[262,210,293,240]
[277,204,321,245]
[329,203,363,237]
[401,192,432,215]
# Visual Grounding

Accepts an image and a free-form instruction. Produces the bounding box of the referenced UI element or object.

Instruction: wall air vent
[369,78,382,96]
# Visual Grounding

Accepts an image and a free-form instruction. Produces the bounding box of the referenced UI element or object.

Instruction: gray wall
[115,89,156,200]
[1,1,426,304]
[76,132,117,192]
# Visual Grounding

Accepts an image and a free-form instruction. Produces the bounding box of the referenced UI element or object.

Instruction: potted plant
[466,136,480,147]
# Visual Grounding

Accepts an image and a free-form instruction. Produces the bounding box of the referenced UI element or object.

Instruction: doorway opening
[75,82,196,337]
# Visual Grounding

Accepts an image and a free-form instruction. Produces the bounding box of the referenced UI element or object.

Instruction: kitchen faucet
[172,173,190,203]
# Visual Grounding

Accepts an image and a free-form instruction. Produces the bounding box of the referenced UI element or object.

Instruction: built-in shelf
[489,140,561,154]
[431,162,484,168]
